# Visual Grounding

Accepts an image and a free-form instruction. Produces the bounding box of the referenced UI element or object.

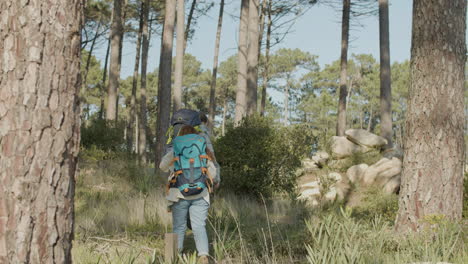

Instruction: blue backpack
[169,133,212,196]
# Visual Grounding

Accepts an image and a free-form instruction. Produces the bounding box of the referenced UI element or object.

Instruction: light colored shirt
[159,151,218,207]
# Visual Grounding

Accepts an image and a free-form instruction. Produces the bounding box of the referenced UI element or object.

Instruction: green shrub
[80,118,126,152]
[351,187,399,223]
[215,116,314,198]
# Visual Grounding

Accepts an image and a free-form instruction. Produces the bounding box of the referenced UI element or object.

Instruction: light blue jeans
[172,198,210,256]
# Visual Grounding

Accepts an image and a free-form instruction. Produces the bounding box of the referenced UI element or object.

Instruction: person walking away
[160,125,219,264]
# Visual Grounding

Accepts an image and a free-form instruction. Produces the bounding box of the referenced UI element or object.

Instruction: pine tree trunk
[127,2,144,153]
[99,36,111,120]
[234,0,250,124]
[139,0,151,163]
[336,0,350,136]
[83,21,102,91]
[155,0,177,167]
[367,107,373,132]
[379,0,392,149]
[106,0,124,121]
[258,0,266,59]
[246,0,259,115]
[395,0,466,232]
[208,0,225,131]
[0,0,82,262]
[260,0,272,116]
[184,0,197,52]
[173,0,185,112]
[284,79,290,125]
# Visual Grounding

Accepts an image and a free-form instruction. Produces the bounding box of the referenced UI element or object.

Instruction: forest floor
[72,157,468,264]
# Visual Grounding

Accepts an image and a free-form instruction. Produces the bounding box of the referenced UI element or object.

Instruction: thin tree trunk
[260,0,272,116]
[0,0,82,262]
[184,0,197,52]
[336,0,350,136]
[208,0,225,131]
[106,0,124,121]
[258,0,267,59]
[234,0,250,124]
[173,0,185,112]
[99,36,111,120]
[83,20,102,91]
[367,107,373,132]
[395,0,466,231]
[155,0,177,167]
[284,79,290,125]
[246,0,259,115]
[127,2,144,153]
[139,0,151,163]
[379,0,393,149]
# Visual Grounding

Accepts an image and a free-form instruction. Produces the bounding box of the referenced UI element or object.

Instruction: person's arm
[159,151,175,172]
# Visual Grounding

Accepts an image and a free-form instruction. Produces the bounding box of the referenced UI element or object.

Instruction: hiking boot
[198,255,209,264]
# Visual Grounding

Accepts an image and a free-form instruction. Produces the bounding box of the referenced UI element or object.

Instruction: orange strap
[199,155,212,161]
[169,157,179,166]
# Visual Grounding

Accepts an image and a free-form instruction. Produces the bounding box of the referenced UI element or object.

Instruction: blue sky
[106,0,414,79]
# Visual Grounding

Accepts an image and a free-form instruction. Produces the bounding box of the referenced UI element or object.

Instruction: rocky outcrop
[346,164,369,183]
[331,136,370,159]
[361,157,402,186]
[345,129,388,148]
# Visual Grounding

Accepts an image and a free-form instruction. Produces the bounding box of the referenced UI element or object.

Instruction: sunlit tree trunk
[99,36,111,120]
[106,0,124,121]
[173,0,185,112]
[260,0,272,116]
[0,0,82,262]
[379,0,392,149]
[336,0,350,136]
[395,0,466,232]
[234,0,250,124]
[222,96,228,136]
[127,2,144,153]
[209,0,225,131]
[155,0,177,167]
[139,0,150,163]
[246,0,259,115]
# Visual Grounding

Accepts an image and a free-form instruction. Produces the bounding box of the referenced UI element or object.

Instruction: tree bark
[184,0,197,52]
[395,0,466,232]
[367,107,373,132]
[0,0,82,262]
[106,0,124,121]
[83,20,102,92]
[336,0,350,136]
[234,0,250,125]
[379,0,393,149]
[246,0,259,115]
[173,0,185,112]
[208,0,225,131]
[258,0,267,59]
[155,0,176,167]
[139,0,151,163]
[99,36,111,120]
[284,80,290,125]
[260,0,272,116]
[127,2,144,153]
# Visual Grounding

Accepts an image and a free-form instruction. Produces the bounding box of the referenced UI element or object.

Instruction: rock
[328,158,353,172]
[346,164,369,183]
[312,151,329,167]
[301,158,319,172]
[345,129,388,148]
[383,176,401,194]
[331,136,370,159]
[362,157,402,186]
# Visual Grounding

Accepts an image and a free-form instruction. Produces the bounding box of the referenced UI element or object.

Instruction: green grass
[73,156,467,264]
